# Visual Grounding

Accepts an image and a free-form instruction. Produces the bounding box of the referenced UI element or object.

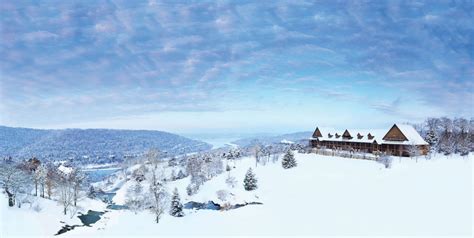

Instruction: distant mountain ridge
[231,131,312,147]
[0,126,211,161]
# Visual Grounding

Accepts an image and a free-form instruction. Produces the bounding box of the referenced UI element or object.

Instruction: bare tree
[408,143,421,162]
[125,182,146,214]
[70,168,86,206]
[55,174,74,215]
[205,156,224,179]
[252,143,262,167]
[145,149,162,169]
[35,164,48,198]
[186,156,206,190]
[45,163,57,199]
[149,170,168,223]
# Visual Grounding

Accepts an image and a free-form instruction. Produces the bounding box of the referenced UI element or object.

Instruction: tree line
[0,157,86,215]
[415,117,473,156]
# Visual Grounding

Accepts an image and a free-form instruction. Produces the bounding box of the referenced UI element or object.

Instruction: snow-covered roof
[310,124,428,145]
[57,165,73,175]
[384,124,429,145]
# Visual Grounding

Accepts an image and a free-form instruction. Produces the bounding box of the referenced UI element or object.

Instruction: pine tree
[243,168,258,191]
[282,150,297,169]
[170,188,184,217]
[424,129,439,152]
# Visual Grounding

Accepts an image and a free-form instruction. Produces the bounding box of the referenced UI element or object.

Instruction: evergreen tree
[243,168,258,191]
[170,188,184,217]
[282,150,297,169]
[87,185,96,199]
[424,129,439,152]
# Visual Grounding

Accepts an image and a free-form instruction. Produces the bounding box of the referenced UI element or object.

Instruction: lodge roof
[310,124,428,146]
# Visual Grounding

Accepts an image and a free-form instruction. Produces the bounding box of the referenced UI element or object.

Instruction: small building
[310,124,429,156]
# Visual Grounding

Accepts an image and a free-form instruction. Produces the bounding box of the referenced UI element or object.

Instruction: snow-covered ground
[1,152,472,237]
[0,194,106,237]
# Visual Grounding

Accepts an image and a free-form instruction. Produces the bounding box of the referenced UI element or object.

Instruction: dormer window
[368,133,374,140]
[357,133,363,139]
[328,133,333,138]
[335,133,340,138]
[342,129,352,139]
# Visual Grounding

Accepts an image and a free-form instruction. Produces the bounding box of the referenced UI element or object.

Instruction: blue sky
[1,0,473,134]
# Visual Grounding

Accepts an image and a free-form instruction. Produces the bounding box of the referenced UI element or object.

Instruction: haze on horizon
[1,1,473,134]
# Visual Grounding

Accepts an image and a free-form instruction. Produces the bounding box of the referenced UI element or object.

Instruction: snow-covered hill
[5,152,464,237]
[1,152,471,237]
[0,126,211,162]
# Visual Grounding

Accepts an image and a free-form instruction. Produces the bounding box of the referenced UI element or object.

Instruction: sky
[1,0,473,134]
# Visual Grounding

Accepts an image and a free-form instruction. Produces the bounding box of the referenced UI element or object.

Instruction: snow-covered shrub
[170,188,184,217]
[32,202,42,212]
[186,183,198,196]
[243,168,258,191]
[17,193,32,208]
[225,175,237,188]
[282,150,297,169]
[216,189,229,202]
[378,156,393,169]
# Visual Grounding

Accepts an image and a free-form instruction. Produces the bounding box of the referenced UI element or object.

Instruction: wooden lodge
[310,124,429,157]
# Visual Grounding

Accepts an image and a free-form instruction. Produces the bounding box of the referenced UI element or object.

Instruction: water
[78,210,105,226]
[183,133,248,149]
[184,201,263,211]
[94,191,128,210]
[106,204,129,210]
[83,167,121,182]
[184,201,221,210]
[55,210,106,235]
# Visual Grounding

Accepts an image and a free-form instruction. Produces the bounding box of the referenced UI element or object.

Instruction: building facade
[310,124,429,156]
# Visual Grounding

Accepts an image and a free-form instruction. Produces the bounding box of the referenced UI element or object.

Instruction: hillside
[79,153,474,236]
[2,152,470,237]
[0,126,211,161]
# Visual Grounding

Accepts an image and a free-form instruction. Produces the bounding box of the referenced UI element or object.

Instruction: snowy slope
[59,152,472,237]
[0,194,106,237]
